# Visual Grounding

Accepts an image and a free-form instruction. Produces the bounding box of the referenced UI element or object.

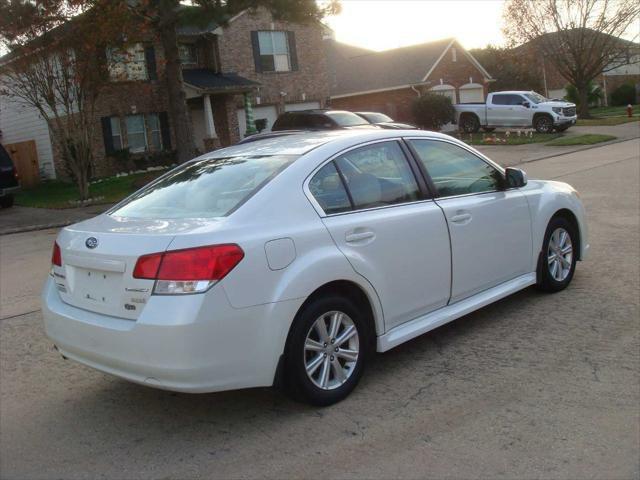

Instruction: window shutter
[287,31,298,71]
[101,117,115,155]
[251,31,262,73]
[159,111,171,150]
[145,46,158,80]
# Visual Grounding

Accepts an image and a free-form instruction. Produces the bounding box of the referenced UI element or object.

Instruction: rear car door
[488,94,517,126]
[408,139,532,303]
[307,140,451,331]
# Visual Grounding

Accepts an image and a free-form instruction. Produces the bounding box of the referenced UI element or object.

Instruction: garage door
[430,85,457,103]
[237,105,278,138]
[459,84,484,103]
[285,101,320,112]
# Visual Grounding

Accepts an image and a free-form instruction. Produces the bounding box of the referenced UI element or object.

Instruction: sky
[325,0,508,51]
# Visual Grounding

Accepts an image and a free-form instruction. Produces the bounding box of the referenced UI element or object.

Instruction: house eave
[331,82,432,99]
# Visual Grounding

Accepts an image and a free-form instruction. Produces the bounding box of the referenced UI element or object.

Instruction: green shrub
[411,93,455,131]
[610,83,636,106]
[565,82,602,107]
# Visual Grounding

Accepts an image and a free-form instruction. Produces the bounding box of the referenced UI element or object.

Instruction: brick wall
[427,43,490,98]
[218,8,329,112]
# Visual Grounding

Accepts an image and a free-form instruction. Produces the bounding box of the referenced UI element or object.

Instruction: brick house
[0,8,329,179]
[326,38,493,124]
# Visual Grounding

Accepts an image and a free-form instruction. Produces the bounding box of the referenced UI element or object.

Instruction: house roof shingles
[327,38,455,97]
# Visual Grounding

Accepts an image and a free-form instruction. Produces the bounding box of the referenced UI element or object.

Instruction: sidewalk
[0,204,110,235]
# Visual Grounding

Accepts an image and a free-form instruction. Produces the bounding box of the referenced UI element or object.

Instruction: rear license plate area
[74,268,121,306]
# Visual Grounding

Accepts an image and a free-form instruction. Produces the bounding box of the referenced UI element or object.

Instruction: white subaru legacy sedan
[43,130,588,405]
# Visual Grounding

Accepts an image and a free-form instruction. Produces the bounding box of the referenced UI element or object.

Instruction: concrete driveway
[0,139,638,479]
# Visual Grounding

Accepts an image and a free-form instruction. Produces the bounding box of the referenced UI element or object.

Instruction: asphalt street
[0,139,638,479]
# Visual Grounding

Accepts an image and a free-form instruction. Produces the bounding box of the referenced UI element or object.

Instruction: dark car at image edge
[0,143,20,208]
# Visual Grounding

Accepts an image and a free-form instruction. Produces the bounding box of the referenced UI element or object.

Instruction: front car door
[407,139,532,303]
[306,140,451,331]
[508,94,532,126]
[487,94,517,126]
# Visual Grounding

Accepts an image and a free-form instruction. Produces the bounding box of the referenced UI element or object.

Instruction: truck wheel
[534,115,554,133]
[460,114,480,134]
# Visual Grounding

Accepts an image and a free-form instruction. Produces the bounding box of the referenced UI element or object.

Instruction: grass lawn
[576,116,639,126]
[15,171,161,209]
[586,104,639,117]
[452,132,562,146]
[545,134,617,146]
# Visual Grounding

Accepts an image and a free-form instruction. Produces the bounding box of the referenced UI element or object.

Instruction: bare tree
[503,0,640,117]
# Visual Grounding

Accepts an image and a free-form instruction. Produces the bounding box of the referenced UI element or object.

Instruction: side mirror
[505,167,528,188]
[522,101,531,108]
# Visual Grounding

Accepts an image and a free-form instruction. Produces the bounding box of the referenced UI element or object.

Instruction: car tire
[534,114,554,133]
[0,195,14,208]
[537,216,578,293]
[482,127,496,133]
[460,114,480,134]
[283,294,372,406]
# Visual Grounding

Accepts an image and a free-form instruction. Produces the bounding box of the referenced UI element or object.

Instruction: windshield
[360,112,393,123]
[326,111,369,127]
[524,92,547,104]
[110,155,297,219]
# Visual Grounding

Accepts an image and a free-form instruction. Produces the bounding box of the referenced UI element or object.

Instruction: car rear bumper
[42,277,302,393]
[0,185,20,197]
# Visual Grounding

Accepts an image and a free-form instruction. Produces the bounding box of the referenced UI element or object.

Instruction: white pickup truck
[454,91,577,134]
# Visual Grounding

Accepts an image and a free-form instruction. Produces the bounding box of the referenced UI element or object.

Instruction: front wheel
[537,217,578,292]
[284,294,371,406]
[534,115,554,133]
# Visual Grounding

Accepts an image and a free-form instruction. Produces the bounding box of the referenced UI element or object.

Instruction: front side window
[111,155,297,219]
[410,140,503,197]
[258,31,290,72]
[125,115,148,153]
[309,162,351,215]
[107,43,148,81]
[335,141,420,210]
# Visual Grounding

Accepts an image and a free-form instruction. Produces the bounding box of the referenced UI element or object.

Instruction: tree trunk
[158,20,196,164]
[577,85,591,119]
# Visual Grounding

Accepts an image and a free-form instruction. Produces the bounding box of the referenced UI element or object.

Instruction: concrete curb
[518,136,640,165]
[0,221,74,236]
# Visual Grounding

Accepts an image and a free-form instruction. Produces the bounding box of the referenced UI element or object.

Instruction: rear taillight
[133,244,244,294]
[51,241,62,267]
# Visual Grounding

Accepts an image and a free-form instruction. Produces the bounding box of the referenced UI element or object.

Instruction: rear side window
[336,141,420,210]
[0,144,13,168]
[110,155,297,218]
[308,162,351,215]
[410,140,503,197]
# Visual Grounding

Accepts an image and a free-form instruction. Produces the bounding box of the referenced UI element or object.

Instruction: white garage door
[284,101,321,112]
[430,85,457,103]
[459,85,484,103]
[237,105,278,138]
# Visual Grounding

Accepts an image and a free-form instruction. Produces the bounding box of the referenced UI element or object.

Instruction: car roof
[204,129,455,159]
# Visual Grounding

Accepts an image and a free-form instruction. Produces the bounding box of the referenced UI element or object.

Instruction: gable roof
[327,38,493,98]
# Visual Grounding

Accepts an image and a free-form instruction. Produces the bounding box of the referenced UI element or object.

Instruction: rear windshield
[325,112,369,127]
[110,155,297,219]
[360,113,393,123]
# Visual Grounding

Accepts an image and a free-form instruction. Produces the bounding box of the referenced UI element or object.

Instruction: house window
[110,117,123,150]
[125,115,148,153]
[107,43,148,81]
[258,31,290,72]
[147,113,162,150]
[179,43,198,65]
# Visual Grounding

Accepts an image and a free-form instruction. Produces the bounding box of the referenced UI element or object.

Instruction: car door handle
[345,230,375,244]
[450,213,472,224]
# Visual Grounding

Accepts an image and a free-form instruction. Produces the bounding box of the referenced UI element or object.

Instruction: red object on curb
[627,104,633,117]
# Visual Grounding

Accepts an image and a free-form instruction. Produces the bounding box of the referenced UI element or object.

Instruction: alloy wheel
[304,311,360,390]
[547,227,573,282]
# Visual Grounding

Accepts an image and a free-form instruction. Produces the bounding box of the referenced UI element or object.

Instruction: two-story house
[0,8,329,180]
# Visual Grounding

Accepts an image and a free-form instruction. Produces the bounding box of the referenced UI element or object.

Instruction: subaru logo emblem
[85,237,98,249]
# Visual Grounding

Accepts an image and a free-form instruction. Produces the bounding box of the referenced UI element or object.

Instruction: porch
[183,69,260,152]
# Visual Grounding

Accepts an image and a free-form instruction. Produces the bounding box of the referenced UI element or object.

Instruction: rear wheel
[460,114,480,133]
[0,195,14,208]
[284,294,371,406]
[537,216,577,292]
[534,115,554,133]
